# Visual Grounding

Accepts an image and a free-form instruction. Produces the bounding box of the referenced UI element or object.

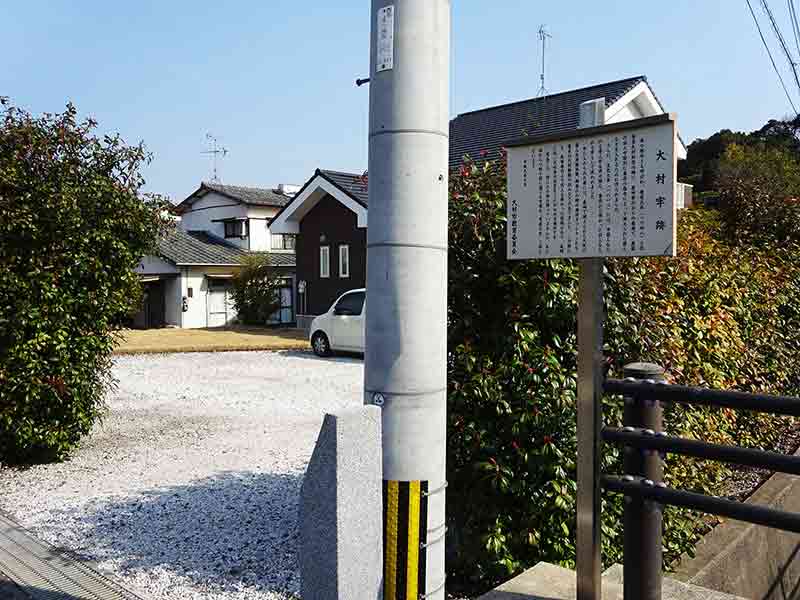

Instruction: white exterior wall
[179,193,249,249]
[246,206,281,251]
[178,266,240,329]
[179,193,285,252]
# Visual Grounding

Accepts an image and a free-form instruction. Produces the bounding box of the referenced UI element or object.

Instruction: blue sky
[3,1,798,202]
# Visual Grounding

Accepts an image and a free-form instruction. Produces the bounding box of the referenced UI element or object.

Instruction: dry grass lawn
[115,326,309,355]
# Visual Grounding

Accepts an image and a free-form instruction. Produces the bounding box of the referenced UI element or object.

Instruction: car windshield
[334,292,365,315]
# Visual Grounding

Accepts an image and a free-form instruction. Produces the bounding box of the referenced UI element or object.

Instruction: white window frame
[320,245,330,278]
[339,244,350,278]
[271,233,296,250]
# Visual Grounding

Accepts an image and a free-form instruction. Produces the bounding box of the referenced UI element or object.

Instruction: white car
[309,289,366,356]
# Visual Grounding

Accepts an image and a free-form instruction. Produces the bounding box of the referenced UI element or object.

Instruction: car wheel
[311,331,332,357]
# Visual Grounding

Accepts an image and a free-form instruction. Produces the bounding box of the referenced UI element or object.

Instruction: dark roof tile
[158,229,249,265]
[449,76,648,168]
[158,229,297,268]
[318,169,369,206]
[177,182,294,212]
[252,252,297,268]
[200,182,293,207]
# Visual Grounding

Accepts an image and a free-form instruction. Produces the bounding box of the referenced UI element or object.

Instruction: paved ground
[0,351,364,600]
[115,327,309,355]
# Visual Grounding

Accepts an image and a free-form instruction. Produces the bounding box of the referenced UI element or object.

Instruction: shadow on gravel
[74,470,303,596]
[282,350,364,363]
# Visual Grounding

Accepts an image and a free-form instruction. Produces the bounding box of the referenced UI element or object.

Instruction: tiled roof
[158,229,248,265]
[253,252,297,268]
[177,182,294,213]
[318,169,369,206]
[200,182,293,207]
[449,76,648,169]
[157,229,297,268]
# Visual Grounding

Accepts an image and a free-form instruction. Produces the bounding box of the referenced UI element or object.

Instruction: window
[224,220,248,239]
[334,291,365,316]
[339,244,350,278]
[320,246,330,278]
[187,287,193,298]
[271,233,296,250]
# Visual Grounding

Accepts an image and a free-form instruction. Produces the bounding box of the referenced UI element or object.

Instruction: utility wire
[761,0,800,95]
[746,0,799,114]
[788,0,800,59]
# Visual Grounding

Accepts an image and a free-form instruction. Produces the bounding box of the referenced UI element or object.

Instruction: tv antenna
[537,25,552,97]
[202,133,228,182]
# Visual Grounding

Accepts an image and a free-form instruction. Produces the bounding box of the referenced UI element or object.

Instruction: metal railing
[600,363,800,600]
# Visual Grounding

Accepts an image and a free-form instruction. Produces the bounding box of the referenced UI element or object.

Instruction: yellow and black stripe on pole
[383,480,429,600]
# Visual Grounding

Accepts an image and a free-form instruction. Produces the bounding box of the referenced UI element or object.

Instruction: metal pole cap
[623,362,666,382]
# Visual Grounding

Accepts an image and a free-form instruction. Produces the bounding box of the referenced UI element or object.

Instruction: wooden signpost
[506,105,678,600]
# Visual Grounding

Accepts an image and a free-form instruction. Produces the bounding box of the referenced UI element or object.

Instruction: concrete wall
[674,449,800,600]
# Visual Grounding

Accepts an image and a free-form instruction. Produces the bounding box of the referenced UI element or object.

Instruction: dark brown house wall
[297,194,366,316]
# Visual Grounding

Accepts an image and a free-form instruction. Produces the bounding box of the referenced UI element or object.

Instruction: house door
[207,279,230,328]
[145,282,166,328]
[277,280,294,324]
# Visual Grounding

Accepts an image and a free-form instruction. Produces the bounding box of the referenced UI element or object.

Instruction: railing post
[622,362,665,600]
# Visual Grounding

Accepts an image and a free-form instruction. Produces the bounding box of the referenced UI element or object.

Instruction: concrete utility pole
[366,1,450,599]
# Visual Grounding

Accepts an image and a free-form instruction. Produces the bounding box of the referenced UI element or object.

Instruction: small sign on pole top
[506,114,678,260]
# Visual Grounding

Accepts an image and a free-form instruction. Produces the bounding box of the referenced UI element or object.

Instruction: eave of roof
[268,168,367,228]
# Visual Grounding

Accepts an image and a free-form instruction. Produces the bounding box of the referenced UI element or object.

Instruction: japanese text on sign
[376,5,395,72]
[507,115,677,259]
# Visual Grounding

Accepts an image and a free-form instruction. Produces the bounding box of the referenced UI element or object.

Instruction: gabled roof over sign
[449,75,686,168]
[269,169,369,234]
[176,182,293,214]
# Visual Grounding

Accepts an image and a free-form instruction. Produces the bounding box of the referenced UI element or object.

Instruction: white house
[132,182,298,329]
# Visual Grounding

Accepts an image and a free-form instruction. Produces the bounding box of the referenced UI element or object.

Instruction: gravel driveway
[0,351,364,600]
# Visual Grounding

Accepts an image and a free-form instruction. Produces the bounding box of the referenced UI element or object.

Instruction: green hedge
[446,157,800,594]
[0,102,170,464]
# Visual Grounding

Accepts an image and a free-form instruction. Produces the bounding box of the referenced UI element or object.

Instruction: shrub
[229,254,282,325]
[446,156,800,594]
[717,143,800,245]
[0,100,171,465]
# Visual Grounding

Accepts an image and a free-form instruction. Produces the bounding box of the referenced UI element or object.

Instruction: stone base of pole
[299,407,383,600]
